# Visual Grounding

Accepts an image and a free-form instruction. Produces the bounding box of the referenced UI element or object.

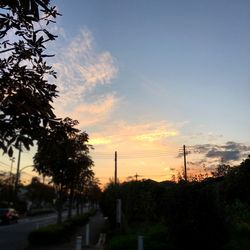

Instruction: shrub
[28,212,94,245]
[108,223,169,250]
[163,183,229,250]
[28,224,66,245]
[109,234,137,250]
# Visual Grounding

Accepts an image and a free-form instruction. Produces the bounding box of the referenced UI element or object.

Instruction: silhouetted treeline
[101,156,250,250]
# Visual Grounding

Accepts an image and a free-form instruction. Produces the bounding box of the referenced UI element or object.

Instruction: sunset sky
[1,0,250,185]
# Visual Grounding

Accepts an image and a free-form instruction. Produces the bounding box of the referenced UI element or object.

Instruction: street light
[14,162,34,203]
[15,165,35,186]
[8,157,15,206]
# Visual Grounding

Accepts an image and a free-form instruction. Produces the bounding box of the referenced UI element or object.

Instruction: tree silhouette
[0,0,60,156]
[34,118,94,223]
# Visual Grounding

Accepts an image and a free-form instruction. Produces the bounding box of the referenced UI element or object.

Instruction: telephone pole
[114,151,117,184]
[14,143,22,203]
[183,145,187,181]
[9,157,15,182]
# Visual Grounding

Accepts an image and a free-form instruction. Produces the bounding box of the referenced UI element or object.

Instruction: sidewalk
[25,210,107,250]
[82,210,107,249]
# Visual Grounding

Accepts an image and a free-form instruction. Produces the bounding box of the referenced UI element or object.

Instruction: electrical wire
[91,151,178,160]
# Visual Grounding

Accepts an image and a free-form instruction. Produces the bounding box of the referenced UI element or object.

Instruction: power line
[92,151,177,156]
[93,152,178,160]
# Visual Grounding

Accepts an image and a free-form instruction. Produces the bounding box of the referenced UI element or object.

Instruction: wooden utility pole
[183,145,187,181]
[115,151,117,184]
[14,143,22,203]
[9,157,15,184]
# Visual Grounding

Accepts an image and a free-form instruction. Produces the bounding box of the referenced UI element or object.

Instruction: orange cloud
[88,120,181,150]
[55,94,118,128]
[87,120,185,184]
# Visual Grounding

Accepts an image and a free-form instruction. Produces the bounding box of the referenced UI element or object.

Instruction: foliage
[163,182,229,250]
[85,178,102,203]
[34,118,93,187]
[101,182,120,228]
[108,234,137,250]
[219,156,250,204]
[103,157,250,250]
[33,117,94,223]
[101,180,167,228]
[212,163,231,178]
[108,223,169,250]
[0,170,15,204]
[0,0,60,156]
[26,177,56,207]
[28,211,96,245]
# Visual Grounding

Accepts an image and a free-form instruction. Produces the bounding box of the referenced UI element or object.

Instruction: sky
[1,0,250,185]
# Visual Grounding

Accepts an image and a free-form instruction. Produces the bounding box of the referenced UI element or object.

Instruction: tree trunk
[67,187,74,219]
[76,193,80,216]
[56,187,63,224]
[80,193,84,214]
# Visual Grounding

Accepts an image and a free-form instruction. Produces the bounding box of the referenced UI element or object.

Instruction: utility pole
[114,151,117,184]
[9,157,15,182]
[183,145,187,181]
[14,143,22,203]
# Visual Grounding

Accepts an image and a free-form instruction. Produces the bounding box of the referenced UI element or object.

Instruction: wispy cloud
[51,28,118,128]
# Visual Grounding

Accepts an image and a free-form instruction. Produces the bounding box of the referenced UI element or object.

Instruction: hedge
[28,210,96,245]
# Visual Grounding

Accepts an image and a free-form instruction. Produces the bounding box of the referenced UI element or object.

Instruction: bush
[163,183,229,250]
[28,224,66,245]
[108,223,169,250]
[28,212,94,245]
[109,234,137,250]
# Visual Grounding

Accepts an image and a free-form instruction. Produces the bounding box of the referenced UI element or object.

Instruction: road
[0,211,75,250]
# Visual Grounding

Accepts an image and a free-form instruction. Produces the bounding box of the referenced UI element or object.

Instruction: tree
[0,0,60,156]
[0,170,15,205]
[84,177,102,206]
[65,149,94,219]
[34,117,94,223]
[26,177,56,209]
[211,163,231,178]
[220,155,250,204]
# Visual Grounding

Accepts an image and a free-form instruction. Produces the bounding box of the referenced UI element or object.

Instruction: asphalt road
[0,211,73,250]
